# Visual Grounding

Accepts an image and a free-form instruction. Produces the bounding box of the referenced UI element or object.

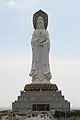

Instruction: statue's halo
[33,9,48,29]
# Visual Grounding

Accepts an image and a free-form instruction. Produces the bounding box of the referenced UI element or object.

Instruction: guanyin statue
[29,10,52,83]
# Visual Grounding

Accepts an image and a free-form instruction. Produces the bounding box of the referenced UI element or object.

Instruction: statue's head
[37,16,44,29]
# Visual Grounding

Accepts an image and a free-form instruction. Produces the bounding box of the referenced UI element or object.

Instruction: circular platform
[24,83,58,91]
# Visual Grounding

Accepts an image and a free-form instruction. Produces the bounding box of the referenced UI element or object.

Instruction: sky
[0,0,80,109]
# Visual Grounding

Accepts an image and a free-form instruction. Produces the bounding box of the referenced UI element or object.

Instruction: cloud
[0,0,15,6]
[8,0,15,6]
[0,0,40,10]
[0,51,80,108]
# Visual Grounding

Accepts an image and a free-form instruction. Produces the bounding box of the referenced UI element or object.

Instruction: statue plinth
[12,82,70,114]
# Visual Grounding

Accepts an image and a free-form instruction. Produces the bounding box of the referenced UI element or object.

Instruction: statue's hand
[39,43,44,47]
[39,38,45,43]
[38,41,44,47]
[37,38,47,46]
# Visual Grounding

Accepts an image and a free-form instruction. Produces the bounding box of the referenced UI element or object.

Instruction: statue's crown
[33,9,48,29]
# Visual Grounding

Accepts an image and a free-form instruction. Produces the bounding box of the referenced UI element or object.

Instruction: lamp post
[64,109,66,120]
[62,105,66,120]
[60,105,62,119]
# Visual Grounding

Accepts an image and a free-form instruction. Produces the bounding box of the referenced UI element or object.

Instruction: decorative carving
[24,84,58,91]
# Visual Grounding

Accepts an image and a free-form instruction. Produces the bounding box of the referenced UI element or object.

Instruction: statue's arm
[45,30,50,40]
[31,30,36,40]
[31,30,40,43]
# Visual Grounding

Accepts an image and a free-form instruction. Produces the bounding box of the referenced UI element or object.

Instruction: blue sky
[0,0,80,109]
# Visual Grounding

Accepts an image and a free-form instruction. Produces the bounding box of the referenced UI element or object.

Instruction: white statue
[29,16,52,83]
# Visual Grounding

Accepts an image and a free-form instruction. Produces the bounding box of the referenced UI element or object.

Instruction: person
[29,16,52,83]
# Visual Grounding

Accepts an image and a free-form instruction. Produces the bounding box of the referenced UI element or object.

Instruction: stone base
[32,78,51,84]
[12,83,70,114]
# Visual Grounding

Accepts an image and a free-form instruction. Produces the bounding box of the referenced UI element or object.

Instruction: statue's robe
[29,29,52,83]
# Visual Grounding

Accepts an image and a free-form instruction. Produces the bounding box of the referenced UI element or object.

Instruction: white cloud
[0,0,15,6]
[8,0,15,6]
[0,0,40,9]
[0,52,80,108]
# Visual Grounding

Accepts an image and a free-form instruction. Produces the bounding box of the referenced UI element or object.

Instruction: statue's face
[37,16,44,29]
